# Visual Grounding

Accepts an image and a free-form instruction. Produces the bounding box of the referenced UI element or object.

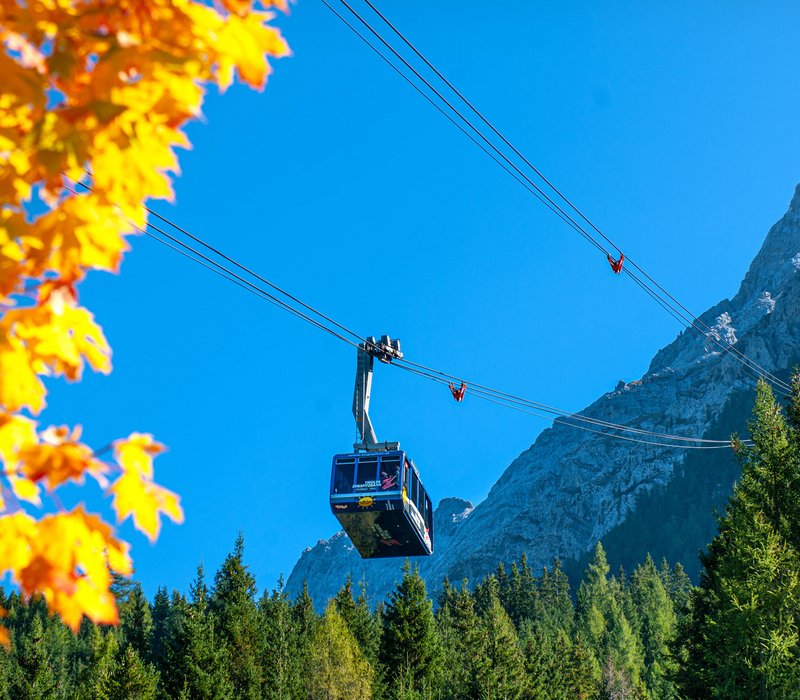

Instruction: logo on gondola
[334,504,348,510]
[358,496,374,508]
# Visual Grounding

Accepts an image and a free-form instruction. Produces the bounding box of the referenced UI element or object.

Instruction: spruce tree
[165,564,235,700]
[473,573,501,619]
[629,555,677,698]
[119,583,154,661]
[210,533,263,699]
[381,562,443,697]
[150,586,171,671]
[105,645,158,700]
[71,620,117,700]
[292,580,318,686]
[503,557,538,628]
[667,563,692,618]
[576,542,613,656]
[537,559,574,634]
[260,576,302,699]
[566,634,602,699]
[158,591,192,699]
[478,594,526,699]
[677,380,800,697]
[176,615,234,699]
[520,623,584,700]
[576,542,646,696]
[436,577,457,618]
[9,613,59,700]
[334,576,358,626]
[437,582,488,699]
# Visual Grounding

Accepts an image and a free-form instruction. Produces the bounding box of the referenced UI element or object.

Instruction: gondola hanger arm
[352,335,403,452]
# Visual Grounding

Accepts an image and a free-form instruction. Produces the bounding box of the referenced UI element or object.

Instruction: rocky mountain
[287,185,800,605]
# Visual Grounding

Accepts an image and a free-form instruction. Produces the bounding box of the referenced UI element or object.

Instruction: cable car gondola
[329,336,434,558]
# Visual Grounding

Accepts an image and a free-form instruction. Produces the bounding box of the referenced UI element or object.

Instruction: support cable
[326,0,791,395]
[70,178,747,448]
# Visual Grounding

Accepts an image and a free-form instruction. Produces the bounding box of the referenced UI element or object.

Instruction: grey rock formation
[287,185,800,606]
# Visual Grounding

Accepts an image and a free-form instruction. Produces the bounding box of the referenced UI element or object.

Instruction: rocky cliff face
[287,185,800,606]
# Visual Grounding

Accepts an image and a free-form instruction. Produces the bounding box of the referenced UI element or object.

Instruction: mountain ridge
[287,184,800,606]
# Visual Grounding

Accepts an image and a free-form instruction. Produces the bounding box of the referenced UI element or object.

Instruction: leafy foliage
[0,0,289,637]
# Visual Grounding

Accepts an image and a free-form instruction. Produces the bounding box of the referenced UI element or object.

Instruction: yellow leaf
[4,290,112,382]
[111,432,181,540]
[114,433,164,480]
[109,470,183,542]
[215,12,289,91]
[0,336,46,414]
[25,194,133,279]
[0,512,35,573]
[8,474,41,506]
[0,412,38,468]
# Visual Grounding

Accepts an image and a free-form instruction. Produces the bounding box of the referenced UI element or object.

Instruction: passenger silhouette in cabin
[381,461,399,490]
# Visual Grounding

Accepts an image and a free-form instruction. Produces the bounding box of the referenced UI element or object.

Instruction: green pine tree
[157,591,192,698]
[502,557,538,628]
[167,563,235,700]
[437,582,488,699]
[105,645,158,700]
[629,555,677,698]
[577,542,646,697]
[566,634,602,699]
[70,620,117,700]
[477,594,526,699]
[210,533,264,699]
[381,562,443,698]
[677,379,800,697]
[150,585,171,673]
[9,613,59,700]
[119,583,154,661]
[537,559,574,634]
[576,542,613,656]
[260,576,302,699]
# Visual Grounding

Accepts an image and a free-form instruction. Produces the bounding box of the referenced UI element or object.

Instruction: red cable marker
[448,382,467,402]
[607,253,625,274]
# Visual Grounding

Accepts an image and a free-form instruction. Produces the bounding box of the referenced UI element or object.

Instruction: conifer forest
[1,380,799,698]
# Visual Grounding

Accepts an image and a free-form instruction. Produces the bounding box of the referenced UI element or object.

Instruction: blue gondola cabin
[330,450,433,558]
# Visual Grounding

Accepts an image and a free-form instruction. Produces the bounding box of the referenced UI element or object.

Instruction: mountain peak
[287,185,800,604]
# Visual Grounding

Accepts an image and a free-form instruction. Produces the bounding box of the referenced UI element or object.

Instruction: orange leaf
[20,425,107,489]
[12,509,132,631]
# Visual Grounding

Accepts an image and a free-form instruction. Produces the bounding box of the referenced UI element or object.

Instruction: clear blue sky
[46,1,800,597]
